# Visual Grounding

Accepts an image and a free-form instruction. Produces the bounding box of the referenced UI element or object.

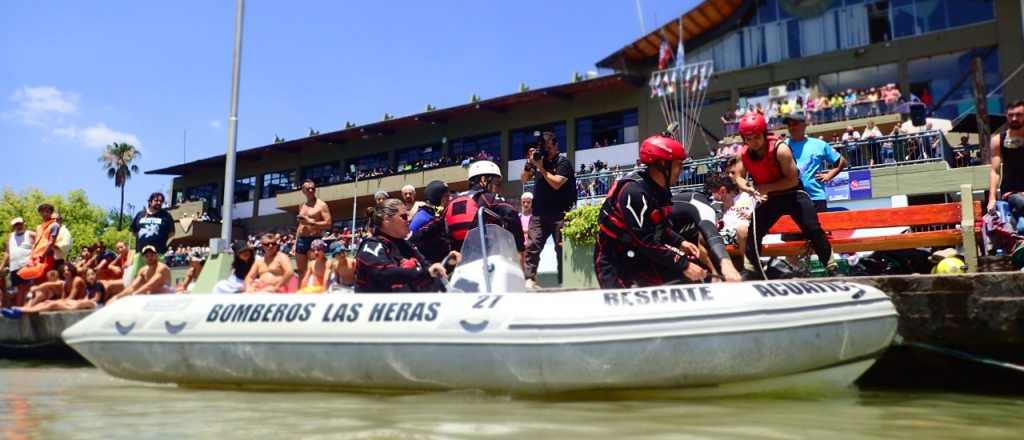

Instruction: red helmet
[738,113,768,137]
[639,135,686,165]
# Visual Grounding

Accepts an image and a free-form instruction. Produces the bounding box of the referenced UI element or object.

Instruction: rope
[895,335,1024,374]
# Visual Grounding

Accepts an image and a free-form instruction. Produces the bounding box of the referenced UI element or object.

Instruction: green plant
[561,204,601,246]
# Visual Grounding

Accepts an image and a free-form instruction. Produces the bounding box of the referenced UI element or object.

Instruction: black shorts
[9,270,29,287]
[295,236,317,254]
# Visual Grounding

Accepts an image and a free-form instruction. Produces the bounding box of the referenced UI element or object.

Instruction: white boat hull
[63,280,897,395]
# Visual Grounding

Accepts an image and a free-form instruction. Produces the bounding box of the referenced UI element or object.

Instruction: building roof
[147,73,641,176]
[596,0,746,70]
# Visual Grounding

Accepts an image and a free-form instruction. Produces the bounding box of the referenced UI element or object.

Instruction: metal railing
[834,130,948,170]
[523,130,955,208]
[723,102,902,135]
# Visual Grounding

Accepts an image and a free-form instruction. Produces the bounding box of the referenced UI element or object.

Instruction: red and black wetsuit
[594,171,691,288]
[443,190,525,254]
[354,233,443,293]
[742,140,832,279]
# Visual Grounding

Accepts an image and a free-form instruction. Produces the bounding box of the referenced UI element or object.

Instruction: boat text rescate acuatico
[62,225,898,395]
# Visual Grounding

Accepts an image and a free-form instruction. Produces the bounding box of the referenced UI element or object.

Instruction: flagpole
[219,0,245,249]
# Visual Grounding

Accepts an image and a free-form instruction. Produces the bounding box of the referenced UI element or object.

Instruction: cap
[9,217,24,226]
[424,180,450,206]
[232,240,254,254]
[310,239,327,251]
[783,113,806,124]
[190,252,206,263]
[521,192,533,201]
[328,241,348,257]
[141,245,158,255]
[374,190,389,199]
[101,251,117,261]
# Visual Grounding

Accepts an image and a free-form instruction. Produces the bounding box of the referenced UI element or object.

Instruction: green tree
[99,142,141,230]
[0,188,114,258]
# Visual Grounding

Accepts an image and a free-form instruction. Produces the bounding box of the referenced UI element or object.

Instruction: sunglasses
[262,242,279,247]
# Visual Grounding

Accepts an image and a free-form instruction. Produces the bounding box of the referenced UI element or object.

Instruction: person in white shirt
[2,217,35,307]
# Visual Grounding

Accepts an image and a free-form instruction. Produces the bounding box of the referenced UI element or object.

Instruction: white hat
[468,160,502,180]
[521,192,533,200]
[10,217,24,226]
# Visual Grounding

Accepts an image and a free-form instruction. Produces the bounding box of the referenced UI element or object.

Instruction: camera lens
[532,151,542,161]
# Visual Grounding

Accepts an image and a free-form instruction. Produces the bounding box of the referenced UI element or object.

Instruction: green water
[1,362,1022,439]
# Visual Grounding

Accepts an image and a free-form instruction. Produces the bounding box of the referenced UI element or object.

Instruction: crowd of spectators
[724,83,912,136]
[325,152,498,185]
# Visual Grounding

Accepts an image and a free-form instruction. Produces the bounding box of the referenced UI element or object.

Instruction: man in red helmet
[595,135,707,288]
[732,113,834,279]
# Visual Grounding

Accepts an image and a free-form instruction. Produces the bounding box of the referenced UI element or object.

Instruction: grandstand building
[149,0,1024,243]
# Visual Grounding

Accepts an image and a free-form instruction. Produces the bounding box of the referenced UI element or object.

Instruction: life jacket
[598,172,672,244]
[740,140,784,185]
[17,219,57,280]
[444,190,499,242]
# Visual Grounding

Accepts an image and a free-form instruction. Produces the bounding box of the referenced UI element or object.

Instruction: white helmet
[468,160,502,180]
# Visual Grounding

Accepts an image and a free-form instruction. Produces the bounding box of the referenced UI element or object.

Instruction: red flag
[657,40,673,70]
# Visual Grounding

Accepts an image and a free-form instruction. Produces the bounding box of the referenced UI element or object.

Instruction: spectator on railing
[844,89,859,120]
[882,84,901,114]
[860,120,884,167]
[953,136,977,168]
[803,95,816,124]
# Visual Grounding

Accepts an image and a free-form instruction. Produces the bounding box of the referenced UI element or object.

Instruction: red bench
[727,185,982,271]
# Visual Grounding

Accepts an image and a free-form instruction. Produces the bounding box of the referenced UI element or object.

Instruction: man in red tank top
[731,113,834,279]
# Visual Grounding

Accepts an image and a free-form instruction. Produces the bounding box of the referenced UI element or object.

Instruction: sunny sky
[1,0,697,212]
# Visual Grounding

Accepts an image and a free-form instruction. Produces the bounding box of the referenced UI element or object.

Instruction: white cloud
[53,123,141,149]
[208,119,222,129]
[8,85,79,125]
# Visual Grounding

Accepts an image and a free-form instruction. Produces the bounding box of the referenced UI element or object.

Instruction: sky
[0,0,698,212]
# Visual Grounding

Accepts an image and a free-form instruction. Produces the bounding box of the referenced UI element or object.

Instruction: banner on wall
[825,169,872,202]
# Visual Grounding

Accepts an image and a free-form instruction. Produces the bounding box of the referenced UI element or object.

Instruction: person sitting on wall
[108,245,174,302]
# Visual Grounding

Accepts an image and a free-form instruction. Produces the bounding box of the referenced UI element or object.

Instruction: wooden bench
[728,184,982,271]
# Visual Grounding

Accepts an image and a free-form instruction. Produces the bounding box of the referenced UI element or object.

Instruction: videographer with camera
[520,131,576,289]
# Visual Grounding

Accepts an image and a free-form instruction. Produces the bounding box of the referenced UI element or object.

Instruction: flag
[675,37,685,68]
[657,40,673,70]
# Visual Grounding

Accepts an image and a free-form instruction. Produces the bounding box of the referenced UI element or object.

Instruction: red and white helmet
[639,135,686,165]
[738,113,768,137]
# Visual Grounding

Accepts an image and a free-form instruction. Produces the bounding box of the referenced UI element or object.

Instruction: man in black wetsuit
[594,135,707,288]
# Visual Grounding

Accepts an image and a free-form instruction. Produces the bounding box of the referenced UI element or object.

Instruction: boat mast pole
[219,0,245,249]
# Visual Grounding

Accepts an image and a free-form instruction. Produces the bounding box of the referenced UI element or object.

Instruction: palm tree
[100,142,141,230]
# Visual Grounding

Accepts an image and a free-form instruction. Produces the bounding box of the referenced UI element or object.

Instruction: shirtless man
[295,179,332,278]
[110,245,172,301]
[245,233,295,293]
[95,241,130,297]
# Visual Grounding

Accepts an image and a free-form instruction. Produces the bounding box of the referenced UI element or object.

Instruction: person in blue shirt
[783,113,847,212]
[409,180,449,233]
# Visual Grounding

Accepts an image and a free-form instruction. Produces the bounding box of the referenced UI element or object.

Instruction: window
[818,63,898,96]
[302,162,339,186]
[234,176,256,203]
[914,0,947,33]
[891,0,916,38]
[867,1,892,43]
[510,122,566,160]
[449,133,501,162]
[396,143,442,169]
[946,0,993,28]
[575,109,639,151]
[908,48,1002,119]
[757,0,778,24]
[261,170,295,199]
[346,153,389,173]
[186,183,219,208]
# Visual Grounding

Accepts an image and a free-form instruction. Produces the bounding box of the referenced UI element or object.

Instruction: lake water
[2,361,1022,439]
